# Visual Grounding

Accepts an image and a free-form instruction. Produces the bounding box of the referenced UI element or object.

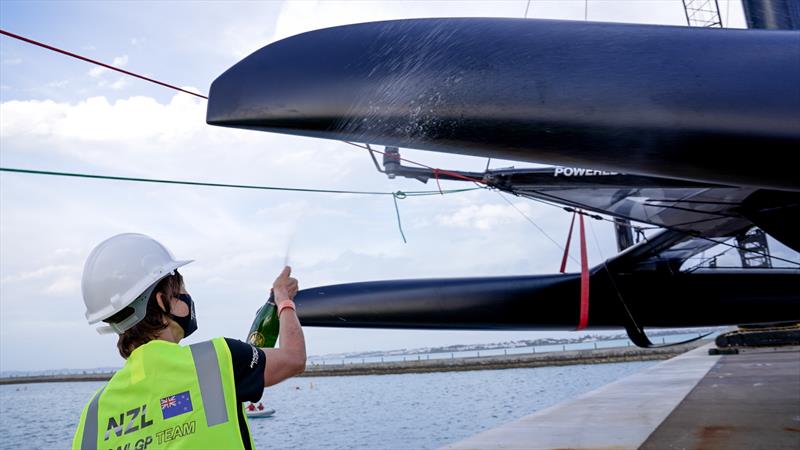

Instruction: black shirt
[224,338,266,450]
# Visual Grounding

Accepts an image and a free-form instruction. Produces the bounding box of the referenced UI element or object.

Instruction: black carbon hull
[207,18,800,191]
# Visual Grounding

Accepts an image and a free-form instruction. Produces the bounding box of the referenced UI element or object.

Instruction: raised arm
[262,266,306,387]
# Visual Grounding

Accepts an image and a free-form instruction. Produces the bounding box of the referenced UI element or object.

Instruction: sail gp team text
[103,404,196,450]
[106,420,195,450]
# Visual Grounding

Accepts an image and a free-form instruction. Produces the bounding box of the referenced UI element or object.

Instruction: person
[72,233,306,450]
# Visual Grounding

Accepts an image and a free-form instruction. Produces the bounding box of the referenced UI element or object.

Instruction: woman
[72,233,306,450]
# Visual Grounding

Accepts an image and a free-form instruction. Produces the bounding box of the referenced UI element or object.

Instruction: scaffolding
[737,228,773,268]
[682,0,724,27]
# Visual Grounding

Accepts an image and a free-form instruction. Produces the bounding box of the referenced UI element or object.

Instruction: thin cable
[513,188,800,267]
[725,0,731,27]
[0,167,478,197]
[684,244,736,272]
[497,191,580,265]
[0,29,207,100]
[562,207,603,221]
[560,212,577,273]
[524,0,532,18]
[517,188,716,229]
[611,220,659,232]
[392,193,408,243]
[688,234,799,267]
[342,141,370,150]
[585,0,589,21]
[662,215,731,229]
[508,189,573,211]
[588,215,605,260]
[642,202,737,218]
[645,199,742,206]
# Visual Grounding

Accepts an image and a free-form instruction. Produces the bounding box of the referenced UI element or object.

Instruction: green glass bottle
[247,292,280,348]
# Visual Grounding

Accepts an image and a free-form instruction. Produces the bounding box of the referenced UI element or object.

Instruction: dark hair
[114,271,184,359]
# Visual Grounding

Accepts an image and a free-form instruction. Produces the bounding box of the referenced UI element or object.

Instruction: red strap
[559,212,576,273]
[577,212,590,330]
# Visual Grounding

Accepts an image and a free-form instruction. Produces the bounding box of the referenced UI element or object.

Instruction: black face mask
[170,293,198,338]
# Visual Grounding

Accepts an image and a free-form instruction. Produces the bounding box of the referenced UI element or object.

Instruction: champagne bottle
[247,292,280,348]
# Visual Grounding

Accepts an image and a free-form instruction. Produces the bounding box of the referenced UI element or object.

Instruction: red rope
[577,211,590,330]
[0,29,208,100]
[433,169,444,195]
[559,210,590,329]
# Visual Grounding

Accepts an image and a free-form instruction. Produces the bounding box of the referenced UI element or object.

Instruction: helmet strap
[98,284,157,335]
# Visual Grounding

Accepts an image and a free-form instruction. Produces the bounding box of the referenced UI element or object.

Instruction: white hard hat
[81,233,192,334]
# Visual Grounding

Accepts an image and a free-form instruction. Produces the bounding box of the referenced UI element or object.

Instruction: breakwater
[298,341,704,377]
[0,340,705,385]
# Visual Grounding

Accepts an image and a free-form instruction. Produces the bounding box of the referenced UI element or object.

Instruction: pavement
[443,344,800,450]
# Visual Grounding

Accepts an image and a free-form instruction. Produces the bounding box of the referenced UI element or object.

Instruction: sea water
[0,361,656,449]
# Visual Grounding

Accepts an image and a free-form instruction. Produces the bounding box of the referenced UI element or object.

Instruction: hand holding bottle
[247,266,299,348]
[272,266,298,302]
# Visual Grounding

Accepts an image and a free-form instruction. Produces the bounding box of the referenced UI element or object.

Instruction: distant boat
[246,408,275,419]
[245,402,275,418]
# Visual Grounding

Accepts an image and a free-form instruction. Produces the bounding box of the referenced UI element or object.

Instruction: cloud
[108,77,128,90]
[88,66,106,78]
[435,202,538,231]
[112,55,129,67]
[1,95,203,142]
[2,57,23,65]
[45,276,81,295]
[268,0,524,45]
[87,55,129,79]
[0,92,372,189]
[45,79,70,88]
[1,264,78,284]
[221,21,281,59]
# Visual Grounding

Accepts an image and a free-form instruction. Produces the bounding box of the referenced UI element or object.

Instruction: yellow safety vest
[72,337,255,449]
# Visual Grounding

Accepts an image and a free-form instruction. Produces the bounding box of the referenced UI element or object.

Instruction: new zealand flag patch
[160,391,193,419]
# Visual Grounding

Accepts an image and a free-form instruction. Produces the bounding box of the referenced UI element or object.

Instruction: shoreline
[297,340,704,377]
[0,340,706,385]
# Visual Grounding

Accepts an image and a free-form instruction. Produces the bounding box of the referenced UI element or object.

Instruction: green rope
[0,167,481,197]
[392,193,408,244]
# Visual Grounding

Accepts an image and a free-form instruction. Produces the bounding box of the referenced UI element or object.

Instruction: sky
[1,0,791,372]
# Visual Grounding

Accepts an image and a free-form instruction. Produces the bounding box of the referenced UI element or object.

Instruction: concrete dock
[443,344,800,449]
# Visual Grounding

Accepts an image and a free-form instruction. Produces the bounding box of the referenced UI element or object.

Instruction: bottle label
[247,331,265,347]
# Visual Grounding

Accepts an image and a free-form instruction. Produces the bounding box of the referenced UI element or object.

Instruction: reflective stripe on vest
[190,340,228,427]
[80,386,105,450]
